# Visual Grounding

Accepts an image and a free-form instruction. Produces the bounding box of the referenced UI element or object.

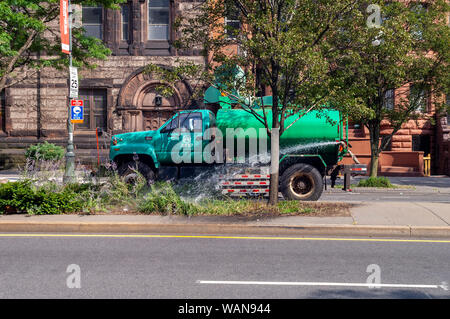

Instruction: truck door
[158,114,180,164]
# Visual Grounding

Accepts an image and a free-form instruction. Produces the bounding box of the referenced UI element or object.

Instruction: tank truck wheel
[280,163,323,201]
[118,161,155,185]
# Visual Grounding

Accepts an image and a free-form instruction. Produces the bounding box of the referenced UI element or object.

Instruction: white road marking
[197,280,449,291]
[381,196,410,199]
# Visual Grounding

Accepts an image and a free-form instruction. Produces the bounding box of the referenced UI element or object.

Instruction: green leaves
[0,0,124,91]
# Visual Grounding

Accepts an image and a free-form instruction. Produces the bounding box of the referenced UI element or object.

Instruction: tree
[149,0,361,205]
[0,0,125,92]
[328,0,450,177]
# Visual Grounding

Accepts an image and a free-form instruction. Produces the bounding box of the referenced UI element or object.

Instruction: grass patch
[138,197,350,218]
[0,175,351,218]
[357,177,394,188]
[137,183,351,218]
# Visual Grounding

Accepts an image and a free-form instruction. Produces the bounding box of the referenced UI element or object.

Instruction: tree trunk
[368,120,381,178]
[369,155,379,177]
[269,127,280,205]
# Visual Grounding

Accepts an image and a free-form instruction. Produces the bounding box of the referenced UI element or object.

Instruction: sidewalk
[0,201,449,238]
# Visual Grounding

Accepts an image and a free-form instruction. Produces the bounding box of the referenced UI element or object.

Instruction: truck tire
[280,163,323,201]
[118,161,155,185]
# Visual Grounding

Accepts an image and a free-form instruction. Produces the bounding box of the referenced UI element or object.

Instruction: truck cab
[110,110,216,181]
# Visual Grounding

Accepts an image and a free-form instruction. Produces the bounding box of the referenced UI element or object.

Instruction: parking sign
[70,100,83,123]
[69,66,78,98]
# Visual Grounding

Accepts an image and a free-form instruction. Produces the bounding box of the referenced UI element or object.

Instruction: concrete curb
[0,221,449,238]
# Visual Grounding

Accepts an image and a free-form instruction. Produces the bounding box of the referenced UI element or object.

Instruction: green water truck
[109,100,360,201]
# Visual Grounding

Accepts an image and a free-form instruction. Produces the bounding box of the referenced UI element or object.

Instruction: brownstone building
[0,1,449,176]
[0,0,205,169]
[341,86,450,176]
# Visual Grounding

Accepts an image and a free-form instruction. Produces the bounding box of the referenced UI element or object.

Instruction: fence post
[423,154,431,176]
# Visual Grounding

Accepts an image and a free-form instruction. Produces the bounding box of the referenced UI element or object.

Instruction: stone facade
[0,0,206,169]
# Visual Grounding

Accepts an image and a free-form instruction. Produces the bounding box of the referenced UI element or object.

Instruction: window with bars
[78,89,107,130]
[121,4,131,42]
[82,6,103,39]
[148,0,170,40]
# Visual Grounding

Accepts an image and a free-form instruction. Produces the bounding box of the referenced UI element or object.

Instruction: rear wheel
[118,161,155,185]
[280,163,323,201]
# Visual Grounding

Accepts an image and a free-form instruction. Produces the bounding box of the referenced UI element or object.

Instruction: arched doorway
[117,67,192,132]
[134,82,182,131]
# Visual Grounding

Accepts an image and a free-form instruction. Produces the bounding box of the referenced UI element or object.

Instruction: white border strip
[197,280,448,290]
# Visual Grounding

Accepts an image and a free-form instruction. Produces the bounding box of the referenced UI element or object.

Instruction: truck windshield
[160,115,178,133]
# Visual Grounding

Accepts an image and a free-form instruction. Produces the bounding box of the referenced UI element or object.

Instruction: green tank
[215,108,343,167]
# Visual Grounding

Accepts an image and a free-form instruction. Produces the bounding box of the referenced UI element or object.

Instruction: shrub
[0,180,35,213]
[25,141,65,161]
[357,177,394,188]
[0,180,84,214]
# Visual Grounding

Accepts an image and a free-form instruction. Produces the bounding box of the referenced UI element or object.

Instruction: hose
[337,141,360,164]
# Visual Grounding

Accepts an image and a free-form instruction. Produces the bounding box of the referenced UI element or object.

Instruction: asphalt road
[0,233,449,299]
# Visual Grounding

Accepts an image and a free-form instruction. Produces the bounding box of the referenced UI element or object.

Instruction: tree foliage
[328,0,450,176]
[150,0,363,204]
[0,0,125,91]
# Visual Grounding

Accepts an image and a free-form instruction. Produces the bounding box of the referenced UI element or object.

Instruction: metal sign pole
[63,0,75,183]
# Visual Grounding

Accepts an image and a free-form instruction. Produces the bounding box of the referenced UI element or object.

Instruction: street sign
[69,66,78,98]
[70,99,83,123]
[60,0,70,54]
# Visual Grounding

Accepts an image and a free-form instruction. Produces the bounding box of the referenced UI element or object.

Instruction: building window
[409,3,427,41]
[225,4,240,39]
[409,84,428,112]
[78,89,107,130]
[121,4,131,42]
[383,89,394,110]
[82,6,103,39]
[148,0,170,40]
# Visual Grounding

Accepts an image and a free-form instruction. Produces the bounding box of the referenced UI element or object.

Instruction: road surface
[0,233,448,299]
